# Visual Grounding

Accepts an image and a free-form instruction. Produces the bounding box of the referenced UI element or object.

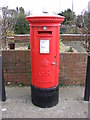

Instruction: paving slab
[2,86,89,118]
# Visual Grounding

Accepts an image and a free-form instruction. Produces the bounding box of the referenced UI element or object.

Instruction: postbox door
[31,27,59,88]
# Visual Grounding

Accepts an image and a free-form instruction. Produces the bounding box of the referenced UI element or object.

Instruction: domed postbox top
[26,15,64,24]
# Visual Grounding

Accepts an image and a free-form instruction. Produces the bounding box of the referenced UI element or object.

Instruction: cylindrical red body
[26,15,64,108]
[26,15,64,88]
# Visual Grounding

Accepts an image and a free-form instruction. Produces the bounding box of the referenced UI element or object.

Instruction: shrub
[66,46,74,52]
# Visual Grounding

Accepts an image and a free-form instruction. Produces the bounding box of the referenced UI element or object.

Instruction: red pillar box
[26,15,64,108]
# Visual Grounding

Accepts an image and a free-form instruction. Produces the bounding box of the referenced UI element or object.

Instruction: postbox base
[31,84,59,108]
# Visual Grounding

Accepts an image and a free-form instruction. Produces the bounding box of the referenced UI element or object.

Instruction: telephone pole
[72,0,73,13]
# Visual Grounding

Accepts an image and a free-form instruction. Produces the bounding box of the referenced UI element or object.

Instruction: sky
[0,0,90,15]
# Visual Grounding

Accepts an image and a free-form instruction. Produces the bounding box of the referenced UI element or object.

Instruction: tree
[61,9,76,25]
[13,7,29,34]
[75,10,90,52]
[75,15,83,28]
[84,11,90,52]
[75,11,88,29]
[0,12,2,49]
[1,6,17,49]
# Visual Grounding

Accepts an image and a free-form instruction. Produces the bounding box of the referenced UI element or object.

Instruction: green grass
[66,46,74,52]
[60,39,63,50]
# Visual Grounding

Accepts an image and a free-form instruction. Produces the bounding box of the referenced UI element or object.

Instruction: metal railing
[0,53,6,101]
[84,54,90,101]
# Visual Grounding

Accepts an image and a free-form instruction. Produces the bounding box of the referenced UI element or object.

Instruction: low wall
[2,50,31,85]
[60,53,87,85]
[2,50,87,86]
[7,34,88,43]
[61,34,87,41]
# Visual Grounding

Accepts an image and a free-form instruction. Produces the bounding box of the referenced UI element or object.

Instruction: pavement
[0,101,2,120]
[1,86,89,118]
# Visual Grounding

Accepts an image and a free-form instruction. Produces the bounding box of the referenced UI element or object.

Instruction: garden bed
[61,41,87,53]
[6,41,87,53]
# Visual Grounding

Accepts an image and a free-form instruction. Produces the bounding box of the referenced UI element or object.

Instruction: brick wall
[14,34,29,42]
[61,34,87,41]
[60,53,87,85]
[2,50,87,86]
[7,34,87,43]
[2,50,31,85]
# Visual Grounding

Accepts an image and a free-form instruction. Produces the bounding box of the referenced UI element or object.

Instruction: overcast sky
[0,0,90,15]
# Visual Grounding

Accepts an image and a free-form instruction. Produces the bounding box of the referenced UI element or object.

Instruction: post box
[26,15,64,108]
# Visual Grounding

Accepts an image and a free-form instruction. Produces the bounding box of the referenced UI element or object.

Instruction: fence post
[84,54,90,101]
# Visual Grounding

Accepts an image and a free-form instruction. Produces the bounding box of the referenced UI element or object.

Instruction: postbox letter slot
[38,31,52,35]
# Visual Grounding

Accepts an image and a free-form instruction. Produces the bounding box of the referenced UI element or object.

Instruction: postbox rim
[26,15,65,24]
[26,14,64,17]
